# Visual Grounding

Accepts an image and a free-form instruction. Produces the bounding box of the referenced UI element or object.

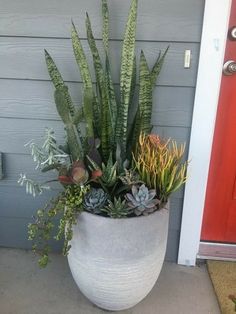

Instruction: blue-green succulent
[125,184,160,216]
[83,188,108,214]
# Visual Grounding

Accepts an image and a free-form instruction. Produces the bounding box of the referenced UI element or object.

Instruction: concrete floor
[0,248,220,314]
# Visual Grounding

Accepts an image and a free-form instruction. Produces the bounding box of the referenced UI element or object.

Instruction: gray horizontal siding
[0,216,63,251]
[0,0,204,42]
[0,39,199,87]
[0,118,190,154]
[0,0,205,262]
[0,80,195,127]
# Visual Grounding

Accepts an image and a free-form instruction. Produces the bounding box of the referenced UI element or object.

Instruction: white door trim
[178,0,232,266]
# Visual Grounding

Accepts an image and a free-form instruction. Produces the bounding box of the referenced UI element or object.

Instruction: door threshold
[198,242,236,261]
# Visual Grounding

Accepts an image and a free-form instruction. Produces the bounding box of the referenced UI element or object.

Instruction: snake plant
[44,0,168,169]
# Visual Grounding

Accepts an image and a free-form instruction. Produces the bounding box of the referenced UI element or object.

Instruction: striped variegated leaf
[115,0,138,157]
[102,0,109,53]
[105,54,117,138]
[71,21,93,89]
[45,50,75,116]
[72,21,100,138]
[83,87,94,138]
[138,50,152,134]
[150,46,169,87]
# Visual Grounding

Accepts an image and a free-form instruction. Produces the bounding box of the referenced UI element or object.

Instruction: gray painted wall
[0,0,205,261]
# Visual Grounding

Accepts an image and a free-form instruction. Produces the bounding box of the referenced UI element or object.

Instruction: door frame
[178,0,232,266]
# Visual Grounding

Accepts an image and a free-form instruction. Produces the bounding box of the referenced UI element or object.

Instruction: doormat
[207,260,236,314]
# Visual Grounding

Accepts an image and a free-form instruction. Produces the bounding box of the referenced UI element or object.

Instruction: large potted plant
[19,0,188,311]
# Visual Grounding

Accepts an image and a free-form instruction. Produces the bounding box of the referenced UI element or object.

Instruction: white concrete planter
[67,206,169,311]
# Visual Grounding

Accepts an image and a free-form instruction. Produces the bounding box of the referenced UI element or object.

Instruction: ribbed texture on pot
[68,206,169,311]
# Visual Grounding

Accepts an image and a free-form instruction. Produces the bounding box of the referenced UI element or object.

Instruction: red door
[201,0,236,243]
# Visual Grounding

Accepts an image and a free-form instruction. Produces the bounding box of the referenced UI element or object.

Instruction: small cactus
[125,184,160,216]
[83,188,108,214]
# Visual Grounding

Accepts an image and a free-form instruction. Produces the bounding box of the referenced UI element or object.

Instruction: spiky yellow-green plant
[133,133,188,202]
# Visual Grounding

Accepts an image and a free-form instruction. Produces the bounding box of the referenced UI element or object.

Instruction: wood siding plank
[0,216,62,251]
[0,38,200,87]
[0,80,195,127]
[0,117,190,154]
[0,0,204,42]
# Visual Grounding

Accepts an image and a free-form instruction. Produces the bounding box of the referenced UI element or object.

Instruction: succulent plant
[102,197,132,218]
[87,153,118,188]
[58,160,89,185]
[125,184,160,216]
[119,169,143,186]
[83,188,108,214]
[133,133,188,202]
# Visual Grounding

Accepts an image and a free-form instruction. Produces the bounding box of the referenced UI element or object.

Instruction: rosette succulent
[125,184,160,216]
[83,188,108,214]
[102,197,132,218]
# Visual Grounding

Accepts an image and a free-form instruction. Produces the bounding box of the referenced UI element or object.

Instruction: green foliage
[28,186,89,267]
[133,133,188,202]
[18,174,50,197]
[102,197,131,218]
[102,0,109,53]
[137,51,152,134]
[44,0,167,165]
[83,188,108,214]
[54,88,83,161]
[87,153,118,193]
[115,0,138,158]
[125,184,160,216]
[26,128,70,171]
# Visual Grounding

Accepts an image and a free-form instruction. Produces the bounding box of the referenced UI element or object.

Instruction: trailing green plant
[125,184,160,216]
[133,133,188,202]
[28,185,89,267]
[102,197,132,218]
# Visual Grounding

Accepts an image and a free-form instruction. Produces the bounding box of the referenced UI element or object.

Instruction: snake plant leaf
[85,14,114,159]
[71,21,93,89]
[116,0,138,156]
[92,95,101,139]
[72,20,103,139]
[105,54,117,137]
[138,50,152,134]
[65,123,83,161]
[54,88,83,160]
[150,46,169,87]
[45,50,64,89]
[101,77,113,161]
[129,56,137,111]
[102,0,109,53]
[54,87,71,124]
[86,13,104,88]
[83,87,94,138]
[72,108,84,125]
[45,50,75,117]
[126,55,137,152]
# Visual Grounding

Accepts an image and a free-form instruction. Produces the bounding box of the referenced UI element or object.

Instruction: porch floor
[0,248,220,314]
